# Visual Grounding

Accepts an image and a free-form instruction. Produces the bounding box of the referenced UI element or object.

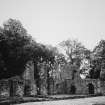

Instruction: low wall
[0,77,24,98]
[53,78,103,95]
[0,80,10,98]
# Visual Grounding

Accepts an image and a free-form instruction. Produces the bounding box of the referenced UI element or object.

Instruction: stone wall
[53,78,103,95]
[99,81,105,95]
[23,61,37,96]
[0,76,24,98]
[0,80,10,98]
[38,62,48,95]
[57,70,102,95]
[24,80,37,96]
[9,78,24,97]
[48,78,55,95]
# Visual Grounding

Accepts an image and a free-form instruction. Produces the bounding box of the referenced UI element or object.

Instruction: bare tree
[59,39,88,66]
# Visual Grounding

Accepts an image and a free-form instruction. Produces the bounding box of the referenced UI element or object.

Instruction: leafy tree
[59,39,88,67]
[0,19,33,79]
[89,40,105,79]
[59,39,90,80]
[0,19,57,95]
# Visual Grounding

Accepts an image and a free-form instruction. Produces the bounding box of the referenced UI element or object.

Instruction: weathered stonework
[37,62,48,95]
[52,71,104,95]
[1,60,105,98]
[23,61,37,96]
[0,76,24,98]
[99,81,105,95]
[0,80,10,98]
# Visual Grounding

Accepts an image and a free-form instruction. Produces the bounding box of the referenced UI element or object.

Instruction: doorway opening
[70,85,76,94]
[88,83,94,94]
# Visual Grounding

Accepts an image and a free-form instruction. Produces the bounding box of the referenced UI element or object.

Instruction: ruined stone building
[0,60,105,98]
[52,63,105,95]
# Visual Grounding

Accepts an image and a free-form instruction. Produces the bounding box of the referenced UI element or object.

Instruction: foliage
[0,19,58,91]
[0,19,34,79]
[59,39,88,66]
[1,18,105,82]
[89,40,105,79]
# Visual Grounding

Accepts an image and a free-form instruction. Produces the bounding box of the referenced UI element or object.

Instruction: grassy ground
[0,94,103,105]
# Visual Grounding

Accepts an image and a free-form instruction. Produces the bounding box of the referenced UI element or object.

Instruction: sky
[0,0,105,50]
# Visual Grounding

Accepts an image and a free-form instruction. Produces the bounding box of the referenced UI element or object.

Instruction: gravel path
[15,96,105,105]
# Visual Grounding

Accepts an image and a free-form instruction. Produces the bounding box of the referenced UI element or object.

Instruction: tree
[59,39,91,80]
[59,39,88,67]
[0,19,34,79]
[89,40,105,80]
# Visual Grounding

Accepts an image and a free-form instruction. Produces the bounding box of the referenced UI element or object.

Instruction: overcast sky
[0,0,105,50]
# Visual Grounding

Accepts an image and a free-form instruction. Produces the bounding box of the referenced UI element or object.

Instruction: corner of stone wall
[0,80,10,98]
